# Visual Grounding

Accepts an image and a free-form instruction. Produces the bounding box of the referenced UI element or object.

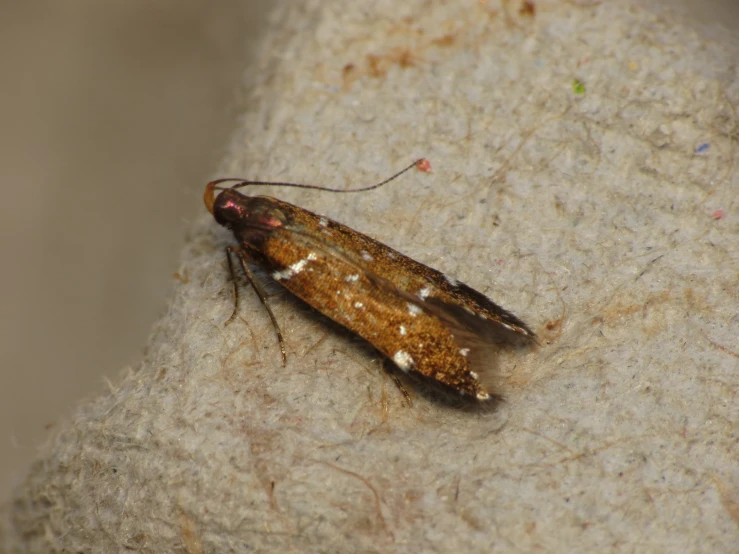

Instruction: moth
[204,159,535,401]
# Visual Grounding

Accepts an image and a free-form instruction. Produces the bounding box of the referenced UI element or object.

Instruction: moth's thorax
[213,191,287,233]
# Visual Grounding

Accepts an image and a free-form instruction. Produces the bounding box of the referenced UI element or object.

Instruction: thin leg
[382,359,412,407]
[227,246,288,367]
[224,247,241,325]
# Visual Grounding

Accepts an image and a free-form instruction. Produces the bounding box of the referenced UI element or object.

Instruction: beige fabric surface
[3,1,738,552]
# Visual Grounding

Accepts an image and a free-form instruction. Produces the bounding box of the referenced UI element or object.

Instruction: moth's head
[205,180,256,229]
[204,181,286,234]
[204,183,249,229]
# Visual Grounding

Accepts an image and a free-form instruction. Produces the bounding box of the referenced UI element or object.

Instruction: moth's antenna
[204,158,430,214]
[211,158,430,194]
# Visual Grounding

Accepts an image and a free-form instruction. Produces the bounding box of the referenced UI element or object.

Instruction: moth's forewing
[221,193,535,400]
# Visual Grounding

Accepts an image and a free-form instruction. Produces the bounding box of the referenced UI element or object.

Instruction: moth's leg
[224,246,242,325]
[227,245,287,367]
[381,358,412,407]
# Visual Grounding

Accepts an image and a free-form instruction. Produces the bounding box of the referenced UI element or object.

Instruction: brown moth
[204,160,535,401]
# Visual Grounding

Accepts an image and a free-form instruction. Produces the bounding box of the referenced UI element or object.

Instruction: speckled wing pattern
[225,193,535,401]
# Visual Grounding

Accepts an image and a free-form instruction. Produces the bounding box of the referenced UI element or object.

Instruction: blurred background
[0,0,736,502]
[0,0,269,501]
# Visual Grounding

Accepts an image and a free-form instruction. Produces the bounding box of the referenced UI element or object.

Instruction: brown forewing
[231,195,535,400]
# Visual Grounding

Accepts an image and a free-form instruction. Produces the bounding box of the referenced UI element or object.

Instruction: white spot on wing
[345,274,360,282]
[291,259,309,274]
[319,217,328,227]
[393,350,414,371]
[272,252,318,281]
[418,285,433,300]
[354,302,364,309]
[399,325,407,336]
[459,348,470,357]
[476,390,490,400]
[360,250,374,262]
[407,303,423,316]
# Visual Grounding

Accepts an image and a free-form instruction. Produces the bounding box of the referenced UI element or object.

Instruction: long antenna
[209,158,429,194]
